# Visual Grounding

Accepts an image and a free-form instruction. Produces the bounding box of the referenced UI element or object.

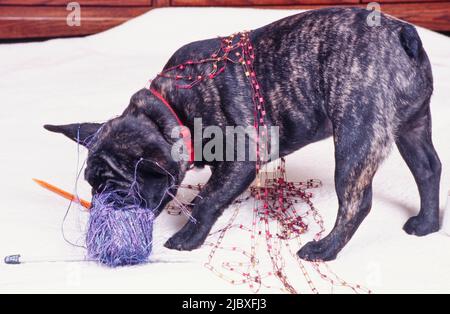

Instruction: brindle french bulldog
[44,8,441,261]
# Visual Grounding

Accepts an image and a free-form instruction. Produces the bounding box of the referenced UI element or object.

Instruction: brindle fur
[45,8,441,261]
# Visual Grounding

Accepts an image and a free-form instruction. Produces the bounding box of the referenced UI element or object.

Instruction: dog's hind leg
[396,102,441,236]
[298,109,394,261]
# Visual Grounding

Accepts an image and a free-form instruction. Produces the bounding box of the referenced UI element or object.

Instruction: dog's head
[44,88,188,216]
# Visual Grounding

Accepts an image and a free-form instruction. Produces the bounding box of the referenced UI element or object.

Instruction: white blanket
[0,8,449,293]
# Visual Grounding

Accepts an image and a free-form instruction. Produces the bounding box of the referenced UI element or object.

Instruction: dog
[44,8,441,261]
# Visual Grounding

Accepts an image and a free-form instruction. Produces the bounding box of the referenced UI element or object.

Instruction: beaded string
[152,31,370,294]
[170,167,369,294]
[157,32,252,89]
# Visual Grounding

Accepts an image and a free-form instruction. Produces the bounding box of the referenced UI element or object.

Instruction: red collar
[148,88,194,164]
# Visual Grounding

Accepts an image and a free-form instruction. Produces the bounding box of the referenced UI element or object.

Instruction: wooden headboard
[1,0,449,39]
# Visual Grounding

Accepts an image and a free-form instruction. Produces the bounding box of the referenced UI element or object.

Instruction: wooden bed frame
[0,0,449,39]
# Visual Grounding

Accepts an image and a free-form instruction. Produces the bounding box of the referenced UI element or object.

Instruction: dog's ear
[44,123,103,147]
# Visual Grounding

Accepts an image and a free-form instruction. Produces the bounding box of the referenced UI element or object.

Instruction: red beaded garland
[153,31,370,294]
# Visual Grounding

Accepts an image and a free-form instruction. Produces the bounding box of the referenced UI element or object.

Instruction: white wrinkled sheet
[0,8,449,293]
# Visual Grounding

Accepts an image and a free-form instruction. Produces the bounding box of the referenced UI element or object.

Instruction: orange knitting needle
[32,178,91,210]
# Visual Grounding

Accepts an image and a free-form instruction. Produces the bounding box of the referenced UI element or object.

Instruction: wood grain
[153,0,170,6]
[0,6,150,39]
[378,3,450,30]
[0,1,449,39]
[362,0,448,3]
[0,0,152,6]
[172,1,450,31]
[172,0,359,5]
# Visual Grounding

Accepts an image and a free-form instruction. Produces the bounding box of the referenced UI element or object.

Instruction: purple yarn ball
[86,192,155,267]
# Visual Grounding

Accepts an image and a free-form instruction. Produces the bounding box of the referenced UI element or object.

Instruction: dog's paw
[164,222,206,251]
[164,233,191,251]
[403,215,439,236]
[297,239,338,262]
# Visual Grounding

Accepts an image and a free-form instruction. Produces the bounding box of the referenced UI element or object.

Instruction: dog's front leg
[165,162,256,251]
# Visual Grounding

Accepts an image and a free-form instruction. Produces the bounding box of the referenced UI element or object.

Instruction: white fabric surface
[0,8,449,293]
[443,194,450,236]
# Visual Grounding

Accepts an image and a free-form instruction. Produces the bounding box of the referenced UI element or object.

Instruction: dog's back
[163,8,433,156]
[249,8,433,154]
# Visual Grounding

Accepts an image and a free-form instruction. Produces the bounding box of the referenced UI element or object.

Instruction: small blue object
[4,254,21,264]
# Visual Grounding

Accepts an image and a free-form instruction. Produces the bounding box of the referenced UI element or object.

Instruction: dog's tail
[399,23,433,89]
[399,24,423,60]
[398,23,433,113]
